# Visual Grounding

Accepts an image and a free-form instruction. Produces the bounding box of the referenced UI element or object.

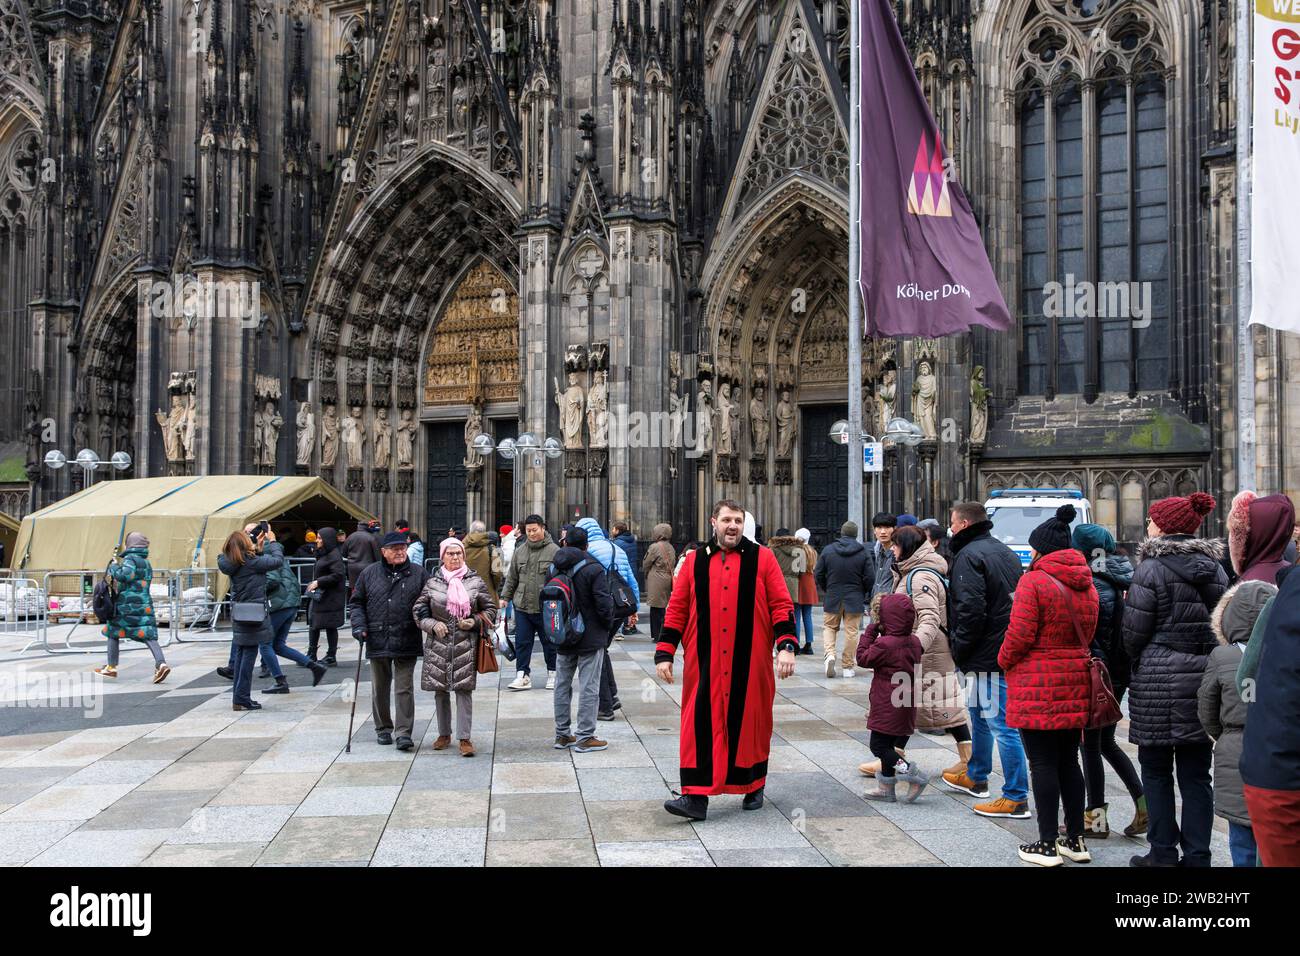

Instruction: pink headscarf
[439,537,471,618]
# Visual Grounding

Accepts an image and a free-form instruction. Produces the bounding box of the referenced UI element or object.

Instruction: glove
[355,631,367,644]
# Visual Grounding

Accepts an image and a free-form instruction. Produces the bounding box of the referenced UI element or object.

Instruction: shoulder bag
[1044,574,1123,730]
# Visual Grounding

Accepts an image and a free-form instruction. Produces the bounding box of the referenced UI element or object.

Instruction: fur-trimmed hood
[767,534,801,549]
[1136,535,1224,561]
[1210,579,1277,646]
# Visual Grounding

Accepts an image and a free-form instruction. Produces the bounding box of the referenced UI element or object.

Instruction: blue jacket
[576,518,640,604]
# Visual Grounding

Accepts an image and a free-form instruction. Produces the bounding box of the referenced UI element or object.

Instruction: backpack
[599,551,638,620]
[904,567,949,636]
[540,559,589,649]
[93,561,119,624]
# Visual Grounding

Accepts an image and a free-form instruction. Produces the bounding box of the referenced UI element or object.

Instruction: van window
[987,507,1085,544]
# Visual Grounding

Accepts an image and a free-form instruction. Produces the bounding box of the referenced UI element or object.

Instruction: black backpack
[600,551,638,620]
[93,562,118,623]
[540,560,589,649]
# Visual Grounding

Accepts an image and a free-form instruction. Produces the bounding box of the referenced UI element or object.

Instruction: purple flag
[857,0,1010,337]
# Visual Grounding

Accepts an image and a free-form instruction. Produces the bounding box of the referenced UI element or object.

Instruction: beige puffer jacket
[893,541,967,731]
[414,569,497,693]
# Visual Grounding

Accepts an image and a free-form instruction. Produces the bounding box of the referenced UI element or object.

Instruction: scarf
[440,564,472,618]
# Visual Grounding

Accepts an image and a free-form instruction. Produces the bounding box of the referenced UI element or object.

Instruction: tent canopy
[13,475,374,576]
[0,511,18,569]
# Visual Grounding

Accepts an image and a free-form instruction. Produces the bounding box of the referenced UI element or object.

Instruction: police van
[983,489,1093,568]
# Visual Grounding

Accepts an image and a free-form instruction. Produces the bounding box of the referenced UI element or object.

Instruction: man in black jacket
[350,532,430,750]
[814,521,875,679]
[343,520,382,590]
[551,526,617,754]
[942,502,1030,819]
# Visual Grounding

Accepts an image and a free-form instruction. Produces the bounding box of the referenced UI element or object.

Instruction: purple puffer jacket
[858,593,924,736]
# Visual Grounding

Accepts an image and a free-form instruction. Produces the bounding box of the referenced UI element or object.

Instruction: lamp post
[44,448,132,489]
[829,417,923,525]
[472,432,562,519]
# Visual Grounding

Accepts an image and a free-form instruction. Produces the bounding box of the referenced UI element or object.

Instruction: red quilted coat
[998,548,1099,731]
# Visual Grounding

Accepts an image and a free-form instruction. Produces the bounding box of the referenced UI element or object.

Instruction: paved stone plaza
[0,613,1231,867]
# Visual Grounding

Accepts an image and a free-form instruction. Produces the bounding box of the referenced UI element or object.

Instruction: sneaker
[973,797,1032,819]
[574,736,608,753]
[843,667,856,678]
[1056,835,1092,863]
[545,671,556,690]
[553,734,577,750]
[1084,805,1110,839]
[614,633,625,641]
[1018,841,1063,867]
[93,664,117,678]
[377,731,393,745]
[508,672,531,691]
[395,736,414,752]
[940,770,989,798]
[152,663,171,684]
[824,656,836,679]
[597,711,616,721]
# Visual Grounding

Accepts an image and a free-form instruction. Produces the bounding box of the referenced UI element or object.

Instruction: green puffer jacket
[266,558,301,614]
[103,547,158,643]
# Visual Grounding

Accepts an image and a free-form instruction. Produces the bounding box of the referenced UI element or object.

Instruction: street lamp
[44,447,132,487]
[473,432,562,517]
[829,417,923,527]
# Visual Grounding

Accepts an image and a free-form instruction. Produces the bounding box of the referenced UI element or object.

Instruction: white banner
[1252,0,1300,332]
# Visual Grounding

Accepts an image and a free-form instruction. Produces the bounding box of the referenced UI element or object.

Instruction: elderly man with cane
[348,532,429,751]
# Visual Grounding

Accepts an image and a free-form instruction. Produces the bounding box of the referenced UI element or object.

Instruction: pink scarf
[440,564,472,618]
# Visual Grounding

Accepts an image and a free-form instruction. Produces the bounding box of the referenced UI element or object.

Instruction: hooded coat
[500,531,558,614]
[947,520,1023,674]
[219,541,286,646]
[1228,491,1296,586]
[414,566,496,692]
[575,517,640,605]
[1122,535,1229,746]
[814,535,874,615]
[1200,580,1276,825]
[893,541,965,730]
[857,593,924,736]
[308,527,347,630]
[1072,524,1136,693]
[767,535,805,604]
[641,524,677,608]
[998,548,1099,731]
[461,531,504,604]
[104,546,158,643]
[613,529,639,580]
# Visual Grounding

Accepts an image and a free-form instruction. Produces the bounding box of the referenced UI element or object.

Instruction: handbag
[474,610,499,674]
[1043,574,1124,730]
[231,601,268,625]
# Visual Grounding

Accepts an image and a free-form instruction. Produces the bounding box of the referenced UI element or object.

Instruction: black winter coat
[1122,535,1229,747]
[308,528,347,630]
[814,536,874,614]
[550,546,616,655]
[219,541,286,646]
[342,526,381,589]
[948,522,1023,674]
[349,557,430,659]
[1089,554,1135,694]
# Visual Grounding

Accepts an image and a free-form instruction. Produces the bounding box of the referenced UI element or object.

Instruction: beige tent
[13,476,374,584]
[0,511,18,568]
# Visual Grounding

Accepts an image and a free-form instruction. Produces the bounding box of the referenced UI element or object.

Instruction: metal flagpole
[1236,0,1255,493]
[847,0,865,540]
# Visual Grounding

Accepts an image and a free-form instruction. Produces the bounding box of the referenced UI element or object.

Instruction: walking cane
[345,640,364,754]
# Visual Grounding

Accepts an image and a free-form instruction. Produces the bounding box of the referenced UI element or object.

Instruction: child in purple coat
[858,592,929,802]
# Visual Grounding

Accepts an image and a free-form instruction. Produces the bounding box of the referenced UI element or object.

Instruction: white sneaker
[843,668,856,678]
[824,656,836,679]
[545,671,556,690]
[508,672,531,691]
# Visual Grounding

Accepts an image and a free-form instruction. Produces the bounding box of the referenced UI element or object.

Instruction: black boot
[216,666,234,680]
[309,662,328,687]
[663,793,708,821]
[262,676,290,695]
[743,787,765,811]
[322,654,337,668]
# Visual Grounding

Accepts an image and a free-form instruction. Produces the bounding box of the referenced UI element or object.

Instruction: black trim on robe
[726,540,759,777]
[684,540,716,788]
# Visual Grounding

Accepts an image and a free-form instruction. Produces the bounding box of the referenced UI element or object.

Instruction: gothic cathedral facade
[0,0,1291,546]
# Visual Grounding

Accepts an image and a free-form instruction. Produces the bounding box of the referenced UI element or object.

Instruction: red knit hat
[1149,492,1216,535]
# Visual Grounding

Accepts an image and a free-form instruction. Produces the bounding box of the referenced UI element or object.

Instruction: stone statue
[913,359,938,440]
[969,365,990,446]
[878,367,897,430]
[396,409,416,468]
[321,404,339,467]
[341,406,365,468]
[668,377,684,451]
[749,387,769,456]
[372,407,392,469]
[463,403,484,468]
[72,411,88,451]
[587,370,609,448]
[295,402,315,466]
[554,372,585,449]
[182,392,197,462]
[775,390,795,459]
[255,400,283,467]
[716,383,735,456]
[154,395,185,463]
[695,380,714,454]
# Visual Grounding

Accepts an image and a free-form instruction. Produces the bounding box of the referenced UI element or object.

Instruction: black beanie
[1028,504,1077,556]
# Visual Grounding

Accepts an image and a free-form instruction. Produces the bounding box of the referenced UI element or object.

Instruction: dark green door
[426,422,465,539]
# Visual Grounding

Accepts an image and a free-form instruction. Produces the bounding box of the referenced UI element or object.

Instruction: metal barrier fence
[0,575,45,640]
[161,568,227,643]
[19,570,176,656]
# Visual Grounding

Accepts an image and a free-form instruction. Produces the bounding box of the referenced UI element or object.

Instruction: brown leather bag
[474,611,499,674]
[1044,574,1123,730]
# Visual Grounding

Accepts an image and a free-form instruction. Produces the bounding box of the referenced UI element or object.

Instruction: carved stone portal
[424,260,520,407]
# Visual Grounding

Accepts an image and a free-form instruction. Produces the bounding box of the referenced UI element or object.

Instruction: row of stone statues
[553,371,609,449]
[154,392,198,465]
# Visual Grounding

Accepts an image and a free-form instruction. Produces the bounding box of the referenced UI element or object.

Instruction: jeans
[232,643,259,706]
[965,672,1029,803]
[269,608,313,668]
[1139,742,1214,866]
[599,647,619,713]
[554,650,603,740]
[794,604,815,648]
[1020,728,1086,844]
[228,634,280,676]
[1228,822,1257,867]
[106,637,165,668]
[513,610,556,676]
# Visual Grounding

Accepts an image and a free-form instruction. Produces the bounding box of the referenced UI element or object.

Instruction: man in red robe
[656,499,797,820]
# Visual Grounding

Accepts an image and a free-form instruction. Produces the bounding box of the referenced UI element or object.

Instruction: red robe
[657,538,797,795]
